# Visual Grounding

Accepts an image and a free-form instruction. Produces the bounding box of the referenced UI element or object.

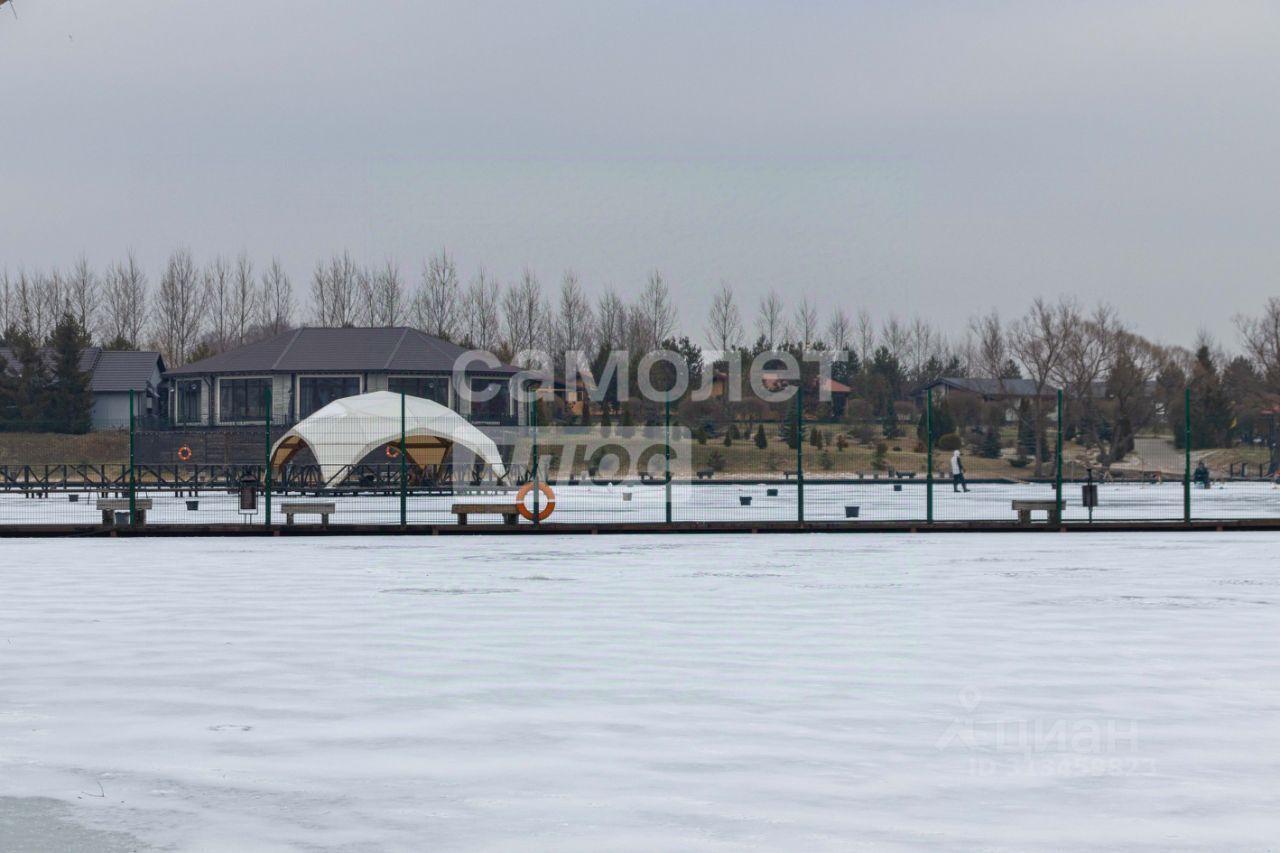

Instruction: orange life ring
[177,445,193,461]
[516,481,556,522]
[386,444,401,459]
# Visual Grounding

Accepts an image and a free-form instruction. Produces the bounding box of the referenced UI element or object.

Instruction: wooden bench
[451,502,520,525]
[97,498,153,526]
[281,502,336,526]
[1011,499,1061,526]
[695,468,715,480]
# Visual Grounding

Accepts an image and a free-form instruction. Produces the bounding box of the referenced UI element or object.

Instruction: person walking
[951,448,969,493]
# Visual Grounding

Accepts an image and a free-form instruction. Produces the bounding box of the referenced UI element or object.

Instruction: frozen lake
[2,534,1279,850]
[2,479,1280,526]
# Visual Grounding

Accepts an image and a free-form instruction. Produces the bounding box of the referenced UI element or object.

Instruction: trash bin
[113,510,131,526]
[239,475,259,512]
[845,505,860,518]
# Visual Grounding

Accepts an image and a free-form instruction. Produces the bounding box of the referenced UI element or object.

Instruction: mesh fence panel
[3,388,1279,527]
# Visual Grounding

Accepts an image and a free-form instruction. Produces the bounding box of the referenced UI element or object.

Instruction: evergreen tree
[1,326,50,430]
[881,398,901,438]
[916,399,957,444]
[754,424,768,450]
[1016,399,1037,457]
[45,314,94,434]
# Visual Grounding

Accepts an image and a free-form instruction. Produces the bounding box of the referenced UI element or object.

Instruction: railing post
[664,395,672,524]
[796,381,804,524]
[1055,388,1063,520]
[1184,386,1191,523]
[400,392,407,527]
[128,389,136,524]
[264,385,272,526]
[926,387,934,523]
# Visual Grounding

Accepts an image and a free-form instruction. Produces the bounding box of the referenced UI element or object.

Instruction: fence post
[664,396,672,524]
[531,384,540,525]
[796,381,804,524]
[1184,386,1191,523]
[926,387,934,524]
[264,385,272,526]
[1055,388,1063,519]
[128,388,136,524]
[400,391,407,527]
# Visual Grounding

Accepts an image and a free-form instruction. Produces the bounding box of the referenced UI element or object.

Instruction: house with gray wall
[162,327,524,427]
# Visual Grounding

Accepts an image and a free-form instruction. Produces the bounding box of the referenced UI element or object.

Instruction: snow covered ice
[2,533,1279,850]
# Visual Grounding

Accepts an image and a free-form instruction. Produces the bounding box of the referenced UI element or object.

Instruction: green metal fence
[1,385,1277,529]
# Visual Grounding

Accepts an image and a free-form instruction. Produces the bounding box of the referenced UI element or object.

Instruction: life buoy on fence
[386,444,401,459]
[516,481,556,522]
[177,445,193,462]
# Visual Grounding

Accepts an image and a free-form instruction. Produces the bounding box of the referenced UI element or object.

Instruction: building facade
[162,327,524,427]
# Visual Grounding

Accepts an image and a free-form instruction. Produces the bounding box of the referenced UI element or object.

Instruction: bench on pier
[695,468,715,480]
[97,498,153,526]
[451,503,520,525]
[1011,499,1061,526]
[281,502,336,526]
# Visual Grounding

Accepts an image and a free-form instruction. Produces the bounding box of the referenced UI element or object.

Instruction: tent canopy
[270,391,507,485]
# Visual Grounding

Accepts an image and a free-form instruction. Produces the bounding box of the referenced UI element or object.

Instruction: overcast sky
[3,1,1278,348]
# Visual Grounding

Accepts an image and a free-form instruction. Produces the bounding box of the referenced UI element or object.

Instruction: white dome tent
[269,391,507,487]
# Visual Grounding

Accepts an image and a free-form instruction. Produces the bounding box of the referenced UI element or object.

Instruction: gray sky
[3,1,1278,348]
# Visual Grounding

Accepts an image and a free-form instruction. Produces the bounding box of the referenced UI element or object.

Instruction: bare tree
[880,315,910,364]
[0,269,11,333]
[1237,297,1280,390]
[756,290,785,349]
[153,248,207,365]
[258,258,294,335]
[1055,303,1115,441]
[968,310,1008,381]
[311,252,358,327]
[1009,297,1073,476]
[502,269,547,364]
[411,250,460,340]
[855,308,875,366]
[825,307,852,356]
[102,251,149,347]
[66,255,99,340]
[462,269,501,351]
[12,269,61,343]
[552,271,594,366]
[705,282,743,359]
[231,252,257,345]
[594,288,627,353]
[376,261,405,327]
[793,298,819,349]
[202,255,233,352]
[635,270,675,352]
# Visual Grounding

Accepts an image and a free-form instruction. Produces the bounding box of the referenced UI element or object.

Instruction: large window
[175,380,202,424]
[388,376,449,406]
[468,377,511,422]
[299,376,360,418]
[218,378,271,422]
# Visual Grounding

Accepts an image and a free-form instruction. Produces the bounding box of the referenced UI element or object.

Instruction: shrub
[835,434,849,452]
[707,449,727,471]
[820,450,834,470]
[872,441,888,471]
[937,433,962,451]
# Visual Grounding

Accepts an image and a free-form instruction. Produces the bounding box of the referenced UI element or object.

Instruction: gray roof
[165,327,518,377]
[91,351,166,392]
[0,346,163,392]
[920,376,1058,398]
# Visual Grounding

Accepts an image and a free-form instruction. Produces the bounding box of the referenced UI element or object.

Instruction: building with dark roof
[163,327,523,426]
[915,376,1058,402]
[0,346,166,429]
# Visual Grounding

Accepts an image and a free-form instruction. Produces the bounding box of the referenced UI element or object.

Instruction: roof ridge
[384,327,410,370]
[271,329,304,371]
